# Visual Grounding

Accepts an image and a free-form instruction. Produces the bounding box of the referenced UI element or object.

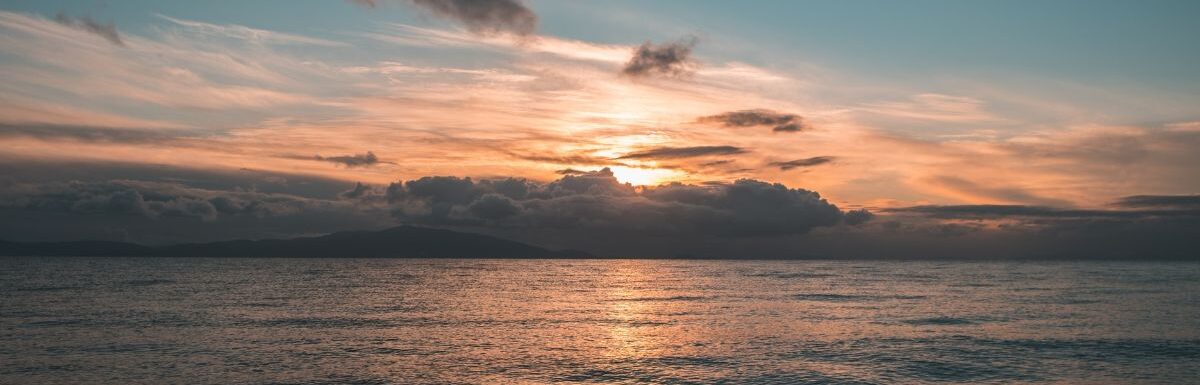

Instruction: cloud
[505,151,613,166]
[1112,195,1200,209]
[408,0,538,36]
[618,146,746,160]
[920,175,1072,207]
[0,180,330,222]
[157,14,347,46]
[697,109,811,133]
[555,168,589,175]
[856,202,1199,259]
[1,165,1195,259]
[372,168,847,237]
[339,182,380,199]
[622,37,698,77]
[842,209,875,226]
[858,93,995,123]
[0,123,200,144]
[770,156,835,170]
[314,151,382,167]
[53,12,123,46]
[884,204,1198,220]
[349,0,379,8]
[699,160,734,167]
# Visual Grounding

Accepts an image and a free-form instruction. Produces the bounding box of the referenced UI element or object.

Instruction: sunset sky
[1,1,1197,258]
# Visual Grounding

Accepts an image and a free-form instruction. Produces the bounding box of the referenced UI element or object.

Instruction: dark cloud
[622,37,698,78]
[0,180,335,223]
[697,109,811,133]
[1112,194,1200,209]
[408,0,538,36]
[339,182,380,200]
[884,204,1199,220]
[770,156,835,170]
[505,151,613,166]
[841,202,1199,260]
[2,161,1194,259]
[0,171,396,245]
[699,160,734,167]
[372,168,847,237]
[843,209,874,226]
[555,168,589,175]
[0,124,202,143]
[467,193,521,219]
[315,151,382,167]
[54,12,123,46]
[618,146,746,160]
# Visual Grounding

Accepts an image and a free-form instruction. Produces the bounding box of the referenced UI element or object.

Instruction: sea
[2,258,1198,384]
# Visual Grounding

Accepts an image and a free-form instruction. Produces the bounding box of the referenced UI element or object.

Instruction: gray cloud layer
[368,168,849,237]
[884,204,1199,220]
[2,162,1194,259]
[0,124,198,143]
[54,12,123,46]
[1112,194,1200,209]
[770,156,835,170]
[0,179,332,222]
[618,146,746,160]
[698,109,811,133]
[315,151,382,167]
[622,37,698,77]
[409,0,538,36]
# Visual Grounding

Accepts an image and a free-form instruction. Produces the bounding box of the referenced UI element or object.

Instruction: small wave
[249,317,394,328]
[610,295,710,302]
[792,293,926,302]
[744,271,836,279]
[260,376,391,385]
[22,318,91,327]
[15,286,82,292]
[903,316,975,326]
[644,356,727,367]
[898,359,1020,382]
[120,279,175,286]
[950,282,997,287]
[792,293,871,302]
[241,302,286,308]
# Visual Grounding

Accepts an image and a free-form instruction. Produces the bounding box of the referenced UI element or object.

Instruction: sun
[609,166,680,186]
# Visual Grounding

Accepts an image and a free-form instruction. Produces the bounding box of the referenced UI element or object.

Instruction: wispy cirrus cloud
[0,11,322,111]
[859,93,996,123]
[53,12,122,46]
[156,15,348,46]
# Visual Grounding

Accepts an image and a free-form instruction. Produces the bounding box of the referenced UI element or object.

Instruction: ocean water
[1,258,1198,384]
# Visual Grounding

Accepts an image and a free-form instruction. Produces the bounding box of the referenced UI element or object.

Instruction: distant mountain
[0,226,592,258]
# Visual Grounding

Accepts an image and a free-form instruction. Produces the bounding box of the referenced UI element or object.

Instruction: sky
[1,0,1197,258]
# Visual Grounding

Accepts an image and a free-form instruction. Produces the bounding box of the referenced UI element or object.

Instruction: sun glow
[609,166,680,186]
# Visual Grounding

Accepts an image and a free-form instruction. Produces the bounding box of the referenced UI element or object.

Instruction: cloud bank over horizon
[0,161,1194,259]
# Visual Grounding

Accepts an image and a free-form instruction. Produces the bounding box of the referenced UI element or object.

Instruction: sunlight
[609,166,680,186]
